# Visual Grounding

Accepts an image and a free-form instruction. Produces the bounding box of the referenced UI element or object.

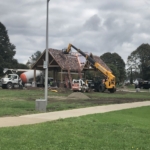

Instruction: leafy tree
[10,59,28,69]
[0,22,28,76]
[0,22,17,75]
[17,63,29,69]
[0,55,3,75]
[100,52,126,83]
[85,69,104,80]
[26,51,42,68]
[0,22,16,62]
[127,43,150,80]
[107,63,120,84]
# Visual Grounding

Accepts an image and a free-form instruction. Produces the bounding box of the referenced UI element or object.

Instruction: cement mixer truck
[1,70,48,89]
[20,70,53,87]
[20,70,44,87]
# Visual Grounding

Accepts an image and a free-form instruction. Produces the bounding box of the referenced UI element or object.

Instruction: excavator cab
[62,48,69,54]
[62,44,72,54]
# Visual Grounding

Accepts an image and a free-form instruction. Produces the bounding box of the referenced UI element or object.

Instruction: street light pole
[35,0,50,112]
[45,0,50,103]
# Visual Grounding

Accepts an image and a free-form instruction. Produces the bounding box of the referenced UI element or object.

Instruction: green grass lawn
[0,88,150,117]
[0,106,149,150]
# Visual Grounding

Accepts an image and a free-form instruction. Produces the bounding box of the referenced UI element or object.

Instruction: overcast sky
[1,0,150,64]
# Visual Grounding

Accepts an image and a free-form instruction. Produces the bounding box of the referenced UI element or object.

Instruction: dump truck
[63,43,116,93]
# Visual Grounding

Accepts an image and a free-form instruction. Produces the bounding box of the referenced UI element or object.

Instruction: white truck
[1,69,45,89]
[1,71,54,89]
[1,74,23,89]
[72,79,89,92]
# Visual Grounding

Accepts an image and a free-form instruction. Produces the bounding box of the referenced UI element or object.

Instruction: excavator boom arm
[66,44,95,65]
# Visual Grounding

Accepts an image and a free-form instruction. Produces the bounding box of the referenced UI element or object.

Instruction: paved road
[0,101,150,128]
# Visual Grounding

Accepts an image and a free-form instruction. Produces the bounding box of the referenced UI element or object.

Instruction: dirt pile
[67,92,90,99]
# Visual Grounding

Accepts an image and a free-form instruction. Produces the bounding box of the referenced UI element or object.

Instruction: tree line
[0,22,150,83]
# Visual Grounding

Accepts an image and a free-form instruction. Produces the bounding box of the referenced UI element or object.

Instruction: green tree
[0,22,28,76]
[0,22,16,62]
[11,59,28,69]
[107,63,120,84]
[26,51,42,68]
[0,55,3,75]
[0,22,17,75]
[127,43,150,80]
[100,52,126,83]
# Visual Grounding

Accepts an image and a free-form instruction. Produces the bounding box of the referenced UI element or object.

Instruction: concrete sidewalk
[0,101,150,128]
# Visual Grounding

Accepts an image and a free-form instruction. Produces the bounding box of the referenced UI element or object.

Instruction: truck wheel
[97,87,101,92]
[19,85,23,89]
[2,85,6,89]
[81,88,86,93]
[98,85,105,92]
[87,88,90,92]
[101,85,105,92]
[109,88,116,93]
[7,83,13,89]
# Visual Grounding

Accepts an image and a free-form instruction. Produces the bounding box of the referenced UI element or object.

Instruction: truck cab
[88,77,105,92]
[1,74,22,89]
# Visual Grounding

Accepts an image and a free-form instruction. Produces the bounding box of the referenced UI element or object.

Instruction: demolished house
[32,48,111,88]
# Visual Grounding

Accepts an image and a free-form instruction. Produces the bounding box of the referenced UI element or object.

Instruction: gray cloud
[83,14,101,31]
[1,0,150,64]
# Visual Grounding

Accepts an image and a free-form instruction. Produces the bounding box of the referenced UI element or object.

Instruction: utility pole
[44,0,50,103]
[35,0,50,112]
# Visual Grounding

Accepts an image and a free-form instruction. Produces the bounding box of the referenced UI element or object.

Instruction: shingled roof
[32,48,111,72]
[49,49,80,71]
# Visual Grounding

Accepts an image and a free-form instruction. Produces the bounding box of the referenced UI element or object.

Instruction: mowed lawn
[0,106,150,150]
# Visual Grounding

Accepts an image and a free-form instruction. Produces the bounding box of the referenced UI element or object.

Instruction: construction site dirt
[44,90,149,111]
[25,87,149,104]
[46,96,148,105]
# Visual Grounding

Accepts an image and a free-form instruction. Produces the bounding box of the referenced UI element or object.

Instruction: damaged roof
[32,48,111,72]
[49,49,80,71]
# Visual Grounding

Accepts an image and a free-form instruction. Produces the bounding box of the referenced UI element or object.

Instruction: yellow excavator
[63,43,116,93]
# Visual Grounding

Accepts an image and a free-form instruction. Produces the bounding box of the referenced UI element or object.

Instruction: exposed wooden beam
[37,65,60,67]
[58,72,84,75]
[83,68,94,70]
[48,65,60,67]
[49,59,54,65]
